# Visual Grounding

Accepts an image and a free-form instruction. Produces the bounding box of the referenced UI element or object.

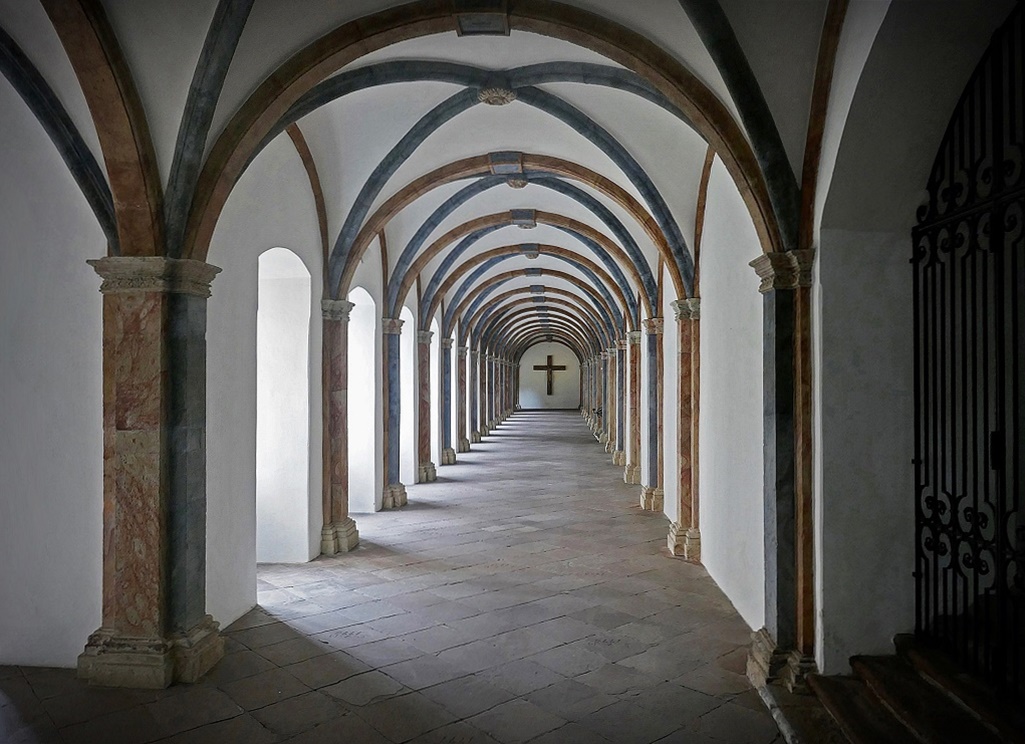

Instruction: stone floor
[1,410,782,744]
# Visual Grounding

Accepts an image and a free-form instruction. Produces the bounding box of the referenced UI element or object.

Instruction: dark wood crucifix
[533,354,567,396]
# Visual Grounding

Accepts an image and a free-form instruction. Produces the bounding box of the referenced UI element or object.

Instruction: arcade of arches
[1,0,1022,741]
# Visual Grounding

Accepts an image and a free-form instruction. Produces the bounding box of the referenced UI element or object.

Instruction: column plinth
[382,483,407,509]
[639,486,664,512]
[81,257,224,688]
[418,462,437,482]
[441,447,457,465]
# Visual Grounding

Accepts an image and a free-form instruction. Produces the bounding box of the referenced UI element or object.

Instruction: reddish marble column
[457,345,469,452]
[80,257,223,689]
[605,347,617,454]
[416,330,436,482]
[640,318,664,511]
[668,299,700,559]
[321,301,359,555]
[381,318,406,509]
[625,331,642,484]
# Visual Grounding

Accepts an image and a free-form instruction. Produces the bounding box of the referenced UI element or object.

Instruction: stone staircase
[807,635,1025,744]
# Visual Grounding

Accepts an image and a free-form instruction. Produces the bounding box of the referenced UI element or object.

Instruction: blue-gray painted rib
[0,25,117,250]
[165,0,254,258]
[677,0,800,252]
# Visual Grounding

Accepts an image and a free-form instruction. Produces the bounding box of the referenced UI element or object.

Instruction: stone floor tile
[419,674,515,719]
[152,712,276,744]
[202,648,277,684]
[526,641,609,677]
[283,650,371,689]
[322,670,408,707]
[380,656,468,691]
[524,679,617,721]
[478,659,565,696]
[347,638,425,667]
[355,691,458,742]
[220,667,310,711]
[406,720,501,744]
[250,691,347,737]
[575,663,661,696]
[692,700,781,743]
[467,698,566,744]
[58,704,164,744]
[528,721,614,744]
[673,662,752,698]
[576,699,681,743]
[144,686,242,737]
[279,710,391,743]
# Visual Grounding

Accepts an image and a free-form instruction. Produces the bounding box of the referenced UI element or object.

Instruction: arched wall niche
[255,247,313,563]
[347,285,379,513]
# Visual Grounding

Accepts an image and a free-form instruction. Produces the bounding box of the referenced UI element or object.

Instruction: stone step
[851,655,1004,744]
[894,634,1025,744]
[807,674,919,744]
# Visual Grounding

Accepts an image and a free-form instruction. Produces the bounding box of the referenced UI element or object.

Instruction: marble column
[440,337,456,465]
[321,300,359,555]
[79,257,223,689]
[470,348,481,442]
[667,298,700,560]
[746,251,814,691]
[456,345,470,452]
[416,330,436,483]
[625,331,642,484]
[486,354,496,431]
[605,346,617,454]
[381,318,407,509]
[640,318,664,511]
[613,339,627,465]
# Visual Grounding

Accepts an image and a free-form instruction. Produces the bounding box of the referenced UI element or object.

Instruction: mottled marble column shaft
[644,318,664,494]
[416,330,433,481]
[457,346,468,450]
[81,257,223,689]
[626,331,642,483]
[669,300,700,559]
[469,348,480,439]
[616,341,626,455]
[382,318,406,507]
[321,300,359,554]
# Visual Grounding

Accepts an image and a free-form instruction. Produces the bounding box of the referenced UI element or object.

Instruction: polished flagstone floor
[2,410,782,744]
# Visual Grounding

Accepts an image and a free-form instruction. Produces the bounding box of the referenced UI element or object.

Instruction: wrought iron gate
[912,5,1024,699]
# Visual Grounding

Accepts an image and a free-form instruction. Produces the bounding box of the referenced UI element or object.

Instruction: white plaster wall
[255,250,312,563]
[814,229,914,672]
[206,134,324,627]
[0,78,104,667]
[698,159,765,631]
[662,281,680,524]
[519,343,580,409]
[348,286,379,514]
[399,306,416,485]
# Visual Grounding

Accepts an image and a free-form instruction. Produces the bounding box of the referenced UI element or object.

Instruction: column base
[639,486,664,511]
[612,450,625,466]
[780,650,818,694]
[78,615,223,689]
[417,462,437,483]
[382,483,407,509]
[603,439,614,454]
[480,426,490,437]
[667,523,701,561]
[471,431,481,443]
[623,463,641,484]
[441,448,457,465]
[332,518,360,553]
[747,628,790,689]
[457,438,470,453]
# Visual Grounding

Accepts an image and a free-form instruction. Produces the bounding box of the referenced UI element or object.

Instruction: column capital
[618,338,628,350]
[606,346,617,356]
[417,330,434,345]
[382,317,403,335]
[671,297,700,321]
[627,330,642,344]
[321,299,355,322]
[458,345,467,357]
[642,317,664,335]
[441,337,454,349]
[749,250,815,293]
[89,256,221,298]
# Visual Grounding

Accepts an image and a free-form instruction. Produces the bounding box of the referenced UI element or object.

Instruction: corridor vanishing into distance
[2,412,781,744]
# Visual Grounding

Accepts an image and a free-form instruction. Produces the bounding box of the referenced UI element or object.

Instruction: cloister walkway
[1,411,782,744]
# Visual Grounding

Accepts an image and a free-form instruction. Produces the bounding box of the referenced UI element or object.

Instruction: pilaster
[80,257,224,688]
[639,318,664,511]
[381,318,405,507]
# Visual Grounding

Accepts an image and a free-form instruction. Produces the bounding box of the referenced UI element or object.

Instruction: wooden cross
[533,354,567,396]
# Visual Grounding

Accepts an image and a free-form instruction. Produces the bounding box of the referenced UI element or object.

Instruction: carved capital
[382,317,403,335]
[441,337,454,349]
[671,297,701,321]
[749,250,815,293]
[457,345,468,358]
[642,317,664,335]
[417,330,434,345]
[321,299,355,322]
[627,330,642,344]
[89,257,220,298]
